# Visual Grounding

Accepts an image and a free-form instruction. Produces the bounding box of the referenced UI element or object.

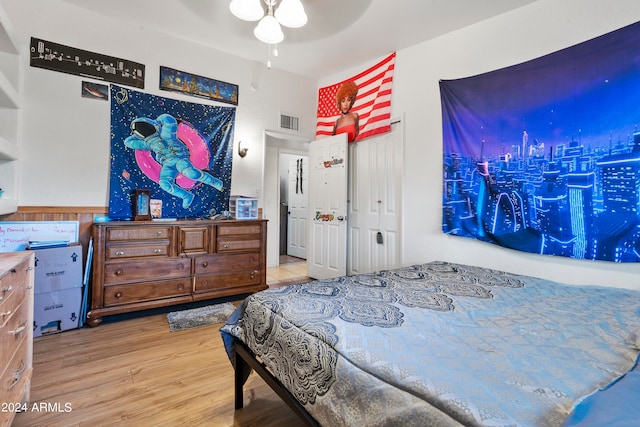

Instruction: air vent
[280,113,299,131]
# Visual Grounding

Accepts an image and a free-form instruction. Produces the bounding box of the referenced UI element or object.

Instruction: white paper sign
[0,221,79,252]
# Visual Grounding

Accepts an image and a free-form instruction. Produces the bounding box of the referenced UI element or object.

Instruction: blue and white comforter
[220,262,640,426]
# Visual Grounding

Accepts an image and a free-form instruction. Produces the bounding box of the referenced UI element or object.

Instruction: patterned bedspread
[220,262,640,426]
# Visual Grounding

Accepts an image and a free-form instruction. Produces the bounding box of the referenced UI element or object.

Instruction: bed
[220,261,640,426]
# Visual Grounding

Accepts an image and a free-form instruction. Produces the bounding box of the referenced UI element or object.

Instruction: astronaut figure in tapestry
[124,113,223,208]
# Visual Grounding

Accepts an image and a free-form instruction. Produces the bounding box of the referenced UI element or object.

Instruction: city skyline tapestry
[441,21,640,263]
[316,52,395,143]
[109,84,235,220]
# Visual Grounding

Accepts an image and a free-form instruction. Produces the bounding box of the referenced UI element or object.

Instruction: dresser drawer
[216,238,262,252]
[104,258,191,284]
[0,336,31,407]
[0,258,30,303]
[0,284,29,330]
[106,242,171,259]
[194,270,262,293]
[194,253,261,274]
[0,297,30,373]
[107,226,171,241]
[103,278,191,306]
[217,223,262,237]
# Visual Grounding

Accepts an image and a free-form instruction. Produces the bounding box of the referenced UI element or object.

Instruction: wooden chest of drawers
[88,219,267,326]
[0,252,34,427]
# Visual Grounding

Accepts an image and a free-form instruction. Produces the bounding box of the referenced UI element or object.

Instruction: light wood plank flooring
[13,259,309,427]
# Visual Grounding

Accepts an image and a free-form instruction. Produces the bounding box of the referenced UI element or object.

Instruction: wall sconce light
[238,140,249,157]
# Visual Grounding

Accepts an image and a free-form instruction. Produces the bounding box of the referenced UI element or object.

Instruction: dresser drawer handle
[178,284,184,291]
[223,244,229,249]
[201,261,208,268]
[0,310,12,317]
[15,359,25,375]
[176,263,185,270]
[114,269,124,276]
[8,360,26,391]
[8,377,19,391]
[156,231,163,236]
[153,249,162,254]
[115,292,123,298]
[2,285,13,293]
[115,250,125,256]
[11,322,27,336]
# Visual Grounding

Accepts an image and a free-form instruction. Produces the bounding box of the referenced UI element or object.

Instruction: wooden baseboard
[1,206,108,263]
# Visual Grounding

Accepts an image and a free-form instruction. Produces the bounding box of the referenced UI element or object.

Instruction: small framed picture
[150,199,162,219]
[132,189,151,221]
[81,81,109,100]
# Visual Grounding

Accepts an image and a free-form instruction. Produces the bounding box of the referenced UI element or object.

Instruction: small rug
[166,302,237,332]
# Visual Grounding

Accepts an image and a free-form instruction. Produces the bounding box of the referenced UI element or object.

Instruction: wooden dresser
[88,219,267,326]
[0,252,34,427]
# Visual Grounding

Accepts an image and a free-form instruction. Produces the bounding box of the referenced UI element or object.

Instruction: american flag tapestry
[316,52,395,143]
[441,21,640,262]
[109,84,234,220]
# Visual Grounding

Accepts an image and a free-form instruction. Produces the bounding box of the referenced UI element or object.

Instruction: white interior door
[287,156,308,259]
[348,122,403,274]
[307,134,348,279]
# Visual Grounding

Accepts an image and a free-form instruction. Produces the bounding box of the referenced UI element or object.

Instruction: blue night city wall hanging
[109,84,234,220]
[440,21,640,263]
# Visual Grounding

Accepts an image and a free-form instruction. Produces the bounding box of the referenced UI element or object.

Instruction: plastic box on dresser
[229,196,259,220]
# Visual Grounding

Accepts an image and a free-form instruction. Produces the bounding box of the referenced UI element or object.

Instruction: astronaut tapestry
[109,84,234,220]
[440,20,640,263]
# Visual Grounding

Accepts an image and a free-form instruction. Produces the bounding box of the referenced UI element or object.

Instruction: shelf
[0,68,18,108]
[0,6,17,55]
[0,135,18,160]
[0,3,20,215]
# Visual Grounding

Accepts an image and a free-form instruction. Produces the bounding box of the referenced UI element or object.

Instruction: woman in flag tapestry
[332,81,360,142]
[316,52,395,143]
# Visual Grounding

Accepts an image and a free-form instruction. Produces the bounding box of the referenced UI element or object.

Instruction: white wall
[320,0,640,289]
[5,0,640,288]
[2,0,316,207]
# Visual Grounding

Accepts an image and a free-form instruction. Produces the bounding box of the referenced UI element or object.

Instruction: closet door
[348,121,403,275]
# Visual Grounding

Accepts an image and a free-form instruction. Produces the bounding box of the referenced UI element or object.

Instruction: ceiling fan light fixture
[229,0,264,22]
[274,0,307,28]
[254,14,284,44]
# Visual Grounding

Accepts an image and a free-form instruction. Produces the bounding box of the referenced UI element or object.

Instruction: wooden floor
[13,259,309,427]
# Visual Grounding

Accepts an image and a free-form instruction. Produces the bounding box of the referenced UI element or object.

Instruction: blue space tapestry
[441,21,640,263]
[109,85,234,220]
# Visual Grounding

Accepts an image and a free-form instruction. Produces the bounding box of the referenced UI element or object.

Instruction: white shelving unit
[0,4,20,215]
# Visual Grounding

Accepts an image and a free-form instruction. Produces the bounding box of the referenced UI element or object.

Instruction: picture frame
[132,189,151,221]
[81,81,108,100]
[159,66,238,105]
[30,37,145,89]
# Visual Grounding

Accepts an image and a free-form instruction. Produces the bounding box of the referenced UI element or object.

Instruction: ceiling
[59,0,539,79]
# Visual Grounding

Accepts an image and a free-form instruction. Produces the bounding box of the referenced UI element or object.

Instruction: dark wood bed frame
[234,338,320,426]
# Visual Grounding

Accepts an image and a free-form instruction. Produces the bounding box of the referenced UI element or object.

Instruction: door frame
[262,130,311,268]
[261,119,403,270]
